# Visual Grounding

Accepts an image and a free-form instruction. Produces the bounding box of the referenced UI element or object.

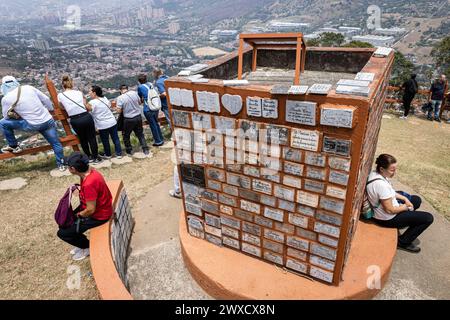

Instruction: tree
[306,38,320,47]
[390,51,414,86]
[341,41,374,48]
[319,32,345,47]
[431,36,450,78]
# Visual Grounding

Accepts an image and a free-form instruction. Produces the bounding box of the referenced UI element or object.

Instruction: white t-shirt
[1,85,53,126]
[89,97,117,130]
[116,90,142,119]
[366,171,400,221]
[58,90,86,117]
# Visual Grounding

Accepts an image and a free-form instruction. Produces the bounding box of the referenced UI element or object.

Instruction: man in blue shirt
[137,74,164,147]
[153,69,172,132]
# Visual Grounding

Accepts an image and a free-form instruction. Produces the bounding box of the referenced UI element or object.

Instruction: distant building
[317,28,340,34]
[32,39,50,51]
[169,22,180,34]
[352,35,395,47]
[269,21,310,32]
[94,47,102,59]
[338,26,362,36]
[211,30,238,40]
[373,27,406,36]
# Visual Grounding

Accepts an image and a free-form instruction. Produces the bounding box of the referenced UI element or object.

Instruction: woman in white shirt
[367,154,433,253]
[58,75,101,163]
[87,86,122,159]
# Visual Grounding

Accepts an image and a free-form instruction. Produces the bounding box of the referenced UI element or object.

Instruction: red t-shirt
[80,169,113,221]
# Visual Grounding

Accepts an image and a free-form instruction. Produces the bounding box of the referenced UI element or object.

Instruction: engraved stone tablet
[289,214,309,229]
[221,94,243,115]
[220,215,241,229]
[246,97,262,117]
[252,179,273,195]
[260,168,281,183]
[291,129,320,151]
[262,99,279,119]
[296,227,317,241]
[355,72,375,82]
[260,156,281,171]
[304,179,325,194]
[310,255,335,272]
[286,258,308,274]
[188,226,205,239]
[265,125,289,146]
[337,79,370,87]
[168,88,181,106]
[207,180,222,191]
[202,190,218,202]
[319,234,339,248]
[186,203,202,216]
[314,222,341,238]
[284,161,304,177]
[223,185,239,197]
[274,222,295,234]
[260,144,281,158]
[264,251,283,265]
[205,234,222,246]
[206,132,223,146]
[172,110,191,129]
[264,229,285,243]
[288,85,309,95]
[188,215,204,231]
[297,191,319,208]
[205,225,222,238]
[306,166,327,181]
[286,101,317,126]
[260,195,277,207]
[286,236,310,252]
[242,233,261,246]
[278,200,296,212]
[234,209,254,222]
[283,148,302,163]
[308,84,332,95]
[223,236,240,250]
[227,173,251,189]
[310,266,333,283]
[274,185,295,202]
[206,168,225,182]
[310,243,337,261]
[202,200,219,215]
[180,164,206,187]
[197,91,220,113]
[239,121,260,141]
[287,248,307,261]
[222,226,239,239]
[240,200,261,214]
[271,84,291,95]
[220,205,233,216]
[263,239,283,254]
[283,176,302,189]
[214,116,236,134]
[218,193,237,207]
[326,186,347,200]
[242,243,262,257]
[305,152,326,167]
[244,166,260,178]
[239,189,260,203]
[323,137,337,154]
[328,157,351,172]
[192,113,212,130]
[180,89,195,108]
[297,205,316,217]
[320,197,345,215]
[264,207,285,222]
[336,140,351,157]
[316,210,342,226]
[255,215,274,228]
[336,85,370,97]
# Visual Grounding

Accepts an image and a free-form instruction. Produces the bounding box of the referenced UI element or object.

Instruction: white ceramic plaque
[310,266,333,283]
[262,99,279,119]
[221,94,243,115]
[180,89,195,108]
[355,72,375,82]
[310,255,335,272]
[337,79,370,87]
[192,113,212,130]
[286,258,308,273]
[336,85,370,97]
[242,243,262,257]
[288,85,309,95]
[314,222,341,238]
[288,214,309,229]
[168,88,181,106]
[320,106,355,129]
[308,83,332,95]
[286,101,317,126]
[297,191,319,208]
[291,129,320,151]
[264,207,285,222]
[246,97,262,117]
[196,91,220,113]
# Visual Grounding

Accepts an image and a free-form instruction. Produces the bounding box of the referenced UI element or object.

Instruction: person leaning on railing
[427,74,447,122]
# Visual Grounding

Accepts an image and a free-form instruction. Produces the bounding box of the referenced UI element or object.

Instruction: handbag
[7,86,22,120]
[361,178,382,220]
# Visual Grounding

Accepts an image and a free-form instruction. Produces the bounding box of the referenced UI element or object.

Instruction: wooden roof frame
[237,33,307,85]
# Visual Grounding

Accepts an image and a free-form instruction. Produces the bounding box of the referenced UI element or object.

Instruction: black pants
[99,124,123,157]
[70,113,98,158]
[57,217,109,249]
[373,195,434,246]
[403,95,414,117]
[122,115,149,154]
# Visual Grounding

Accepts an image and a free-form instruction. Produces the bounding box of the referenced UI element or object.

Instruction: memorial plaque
[374,46,394,57]
[223,236,240,250]
[260,156,281,171]
[320,197,345,215]
[316,210,342,226]
[214,116,236,134]
[205,225,222,238]
[242,139,259,154]
[288,85,309,95]
[284,162,304,177]
[188,215,204,231]
[221,94,243,115]
[266,125,289,146]
[178,89,194,108]
[336,140,351,157]
[263,239,284,254]
[296,228,317,241]
[260,195,277,207]
[244,166,260,178]
[286,101,317,126]
[323,137,337,154]
[218,194,237,207]
[306,166,327,181]
[207,180,222,191]
[326,186,347,200]
[222,226,240,239]
[201,190,218,202]
[318,235,339,248]
[274,222,295,234]
[336,79,370,87]
[336,85,370,97]
[227,173,251,189]
[304,179,325,194]
[260,144,281,158]
[242,243,262,258]
[225,148,244,164]
[206,168,225,182]
[291,129,320,151]
[297,191,319,208]
[310,243,337,261]
[175,129,193,152]
[254,215,274,228]
[278,200,296,212]
[207,146,224,160]
[310,266,334,283]
[186,203,202,216]
[288,213,309,229]
[320,105,356,129]
[197,91,221,113]
[193,152,207,165]
[172,110,191,129]
[355,72,375,82]
[225,135,237,149]
[246,97,262,117]
[283,176,302,189]
[176,149,192,164]
[310,255,335,272]
[264,207,285,222]
[220,215,241,229]
[240,200,261,214]
[206,234,222,247]
[283,147,302,163]
[223,185,239,197]
[253,179,272,195]
[188,226,205,239]
[192,113,212,130]
[220,205,234,216]
[180,164,206,188]
[287,248,307,261]
[262,98,279,119]
[264,229,285,243]
[260,168,281,183]
[264,251,283,265]
[242,222,262,236]
[239,121,260,141]
[226,164,243,174]
[205,213,221,228]
[183,182,204,197]
[286,258,308,274]
[314,221,341,238]
[286,236,310,252]
[271,84,291,95]
[297,205,316,217]
[244,152,259,166]
[168,87,182,106]
[207,156,224,168]
[308,84,332,95]
[239,189,260,203]
[328,157,351,172]
[242,233,261,246]
[305,152,326,167]
[234,209,254,222]
[274,185,295,202]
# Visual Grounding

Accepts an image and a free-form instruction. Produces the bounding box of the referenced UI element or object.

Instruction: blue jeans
[428,100,442,119]
[0,118,64,165]
[99,124,122,157]
[144,110,164,145]
[161,105,172,131]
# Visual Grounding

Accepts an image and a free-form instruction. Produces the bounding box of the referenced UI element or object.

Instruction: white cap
[2,76,17,84]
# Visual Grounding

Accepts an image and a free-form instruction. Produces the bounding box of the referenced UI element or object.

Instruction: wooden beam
[252,46,258,72]
[237,38,245,80]
[294,36,302,85]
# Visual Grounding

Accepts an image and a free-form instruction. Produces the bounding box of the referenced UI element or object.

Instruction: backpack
[55,184,80,229]
[361,178,382,220]
[143,83,162,112]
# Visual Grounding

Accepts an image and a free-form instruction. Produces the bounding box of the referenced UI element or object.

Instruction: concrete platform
[180,213,397,300]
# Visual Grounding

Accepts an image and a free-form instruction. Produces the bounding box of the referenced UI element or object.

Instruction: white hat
[2,76,17,84]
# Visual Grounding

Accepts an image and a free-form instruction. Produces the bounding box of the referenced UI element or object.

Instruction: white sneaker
[72,248,90,261]
[399,116,408,120]
[70,247,82,255]
[1,145,22,153]
[169,190,182,199]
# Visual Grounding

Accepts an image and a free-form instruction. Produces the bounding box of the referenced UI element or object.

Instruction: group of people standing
[0,69,172,170]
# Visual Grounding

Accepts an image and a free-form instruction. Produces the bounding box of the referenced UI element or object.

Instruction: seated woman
[87,86,122,159]
[367,154,434,253]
